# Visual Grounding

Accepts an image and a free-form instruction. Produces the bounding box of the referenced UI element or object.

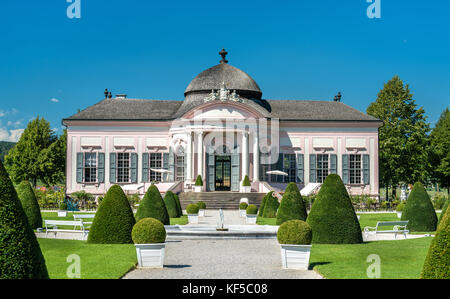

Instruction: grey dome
[184,63,262,99]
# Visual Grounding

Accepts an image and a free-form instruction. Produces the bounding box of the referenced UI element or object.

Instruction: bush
[186,203,199,214]
[127,194,140,209]
[401,182,437,232]
[396,202,405,212]
[421,206,449,279]
[246,204,258,215]
[438,199,449,225]
[197,201,206,210]
[163,191,179,218]
[135,184,170,225]
[258,193,268,216]
[306,174,363,244]
[239,202,248,210]
[242,175,251,187]
[131,218,166,244]
[59,202,68,210]
[276,183,307,225]
[0,160,49,278]
[277,220,312,245]
[432,194,447,210]
[87,185,136,244]
[71,190,95,210]
[262,191,279,218]
[16,181,42,229]
[195,175,203,186]
[174,193,182,216]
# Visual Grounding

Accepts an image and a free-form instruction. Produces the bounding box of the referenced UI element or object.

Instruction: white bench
[364,221,409,240]
[73,214,95,229]
[44,220,88,239]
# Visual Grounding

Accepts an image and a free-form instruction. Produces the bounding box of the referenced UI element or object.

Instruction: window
[149,153,162,182]
[349,154,362,184]
[259,152,271,182]
[84,153,97,183]
[316,154,329,183]
[117,153,130,183]
[176,147,185,182]
[283,154,296,183]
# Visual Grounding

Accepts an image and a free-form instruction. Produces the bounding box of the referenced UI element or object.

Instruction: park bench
[363,221,409,240]
[44,219,88,240]
[73,214,95,229]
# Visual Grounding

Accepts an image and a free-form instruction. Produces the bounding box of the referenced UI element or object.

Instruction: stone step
[179,192,265,210]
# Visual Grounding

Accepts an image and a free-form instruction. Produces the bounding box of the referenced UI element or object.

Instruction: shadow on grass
[308,262,331,270]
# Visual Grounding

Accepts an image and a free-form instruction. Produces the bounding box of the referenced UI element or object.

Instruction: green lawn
[310,237,432,279]
[38,238,136,279]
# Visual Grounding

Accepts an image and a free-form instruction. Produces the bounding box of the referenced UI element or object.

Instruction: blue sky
[1,0,449,141]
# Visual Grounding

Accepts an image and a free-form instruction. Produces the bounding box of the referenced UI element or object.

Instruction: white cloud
[0,127,24,142]
[0,111,5,117]
[50,98,60,103]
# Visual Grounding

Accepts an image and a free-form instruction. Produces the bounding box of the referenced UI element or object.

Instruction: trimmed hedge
[246,204,258,215]
[396,202,405,212]
[174,193,183,217]
[277,220,312,245]
[186,203,199,214]
[262,191,279,218]
[163,191,179,218]
[136,184,170,225]
[239,202,248,210]
[195,175,203,186]
[0,160,49,278]
[276,183,307,225]
[242,175,251,187]
[132,218,166,244]
[197,201,206,210]
[258,192,268,216]
[438,199,448,226]
[306,174,363,244]
[421,206,449,279]
[401,182,437,232]
[87,185,136,244]
[16,180,42,229]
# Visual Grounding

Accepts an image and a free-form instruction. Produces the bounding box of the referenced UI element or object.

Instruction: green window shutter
[296,154,304,183]
[142,153,149,182]
[342,154,349,184]
[109,153,116,183]
[363,154,370,185]
[98,153,105,183]
[163,152,169,182]
[309,154,316,183]
[168,148,175,182]
[76,153,83,183]
[206,150,215,191]
[330,154,337,174]
[130,153,138,183]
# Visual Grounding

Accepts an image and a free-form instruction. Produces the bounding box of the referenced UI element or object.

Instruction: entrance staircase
[178,192,266,210]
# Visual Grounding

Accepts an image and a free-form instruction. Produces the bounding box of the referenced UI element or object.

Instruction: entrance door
[215,155,231,191]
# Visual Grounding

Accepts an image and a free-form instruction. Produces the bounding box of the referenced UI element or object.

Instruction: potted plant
[132,218,166,268]
[277,220,312,270]
[58,202,68,217]
[245,204,258,224]
[194,175,203,192]
[396,202,405,219]
[241,175,251,193]
[239,202,248,218]
[197,201,206,217]
[186,203,200,224]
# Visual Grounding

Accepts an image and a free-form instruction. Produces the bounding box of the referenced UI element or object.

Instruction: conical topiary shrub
[258,192,269,217]
[276,183,307,225]
[136,184,170,225]
[421,206,449,279]
[87,185,136,244]
[401,182,438,232]
[16,180,42,229]
[306,174,362,244]
[164,191,179,218]
[174,193,182,217]
[262,191,280,218]
[438,199,448,226]
[0,160,49,278]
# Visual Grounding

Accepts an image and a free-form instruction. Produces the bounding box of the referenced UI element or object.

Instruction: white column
[197,131,204,180]
[186,132,192,181]
[242,132,249,179]
[253,132,259,182]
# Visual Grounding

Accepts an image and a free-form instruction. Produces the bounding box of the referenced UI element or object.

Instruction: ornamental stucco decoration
[203,82,246,104]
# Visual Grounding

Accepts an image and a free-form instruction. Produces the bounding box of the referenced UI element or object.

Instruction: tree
[87,185,136,244]
[0,159,48,278]
[39,129,67,186]
[135,184,170,224]
[401,182,437,232]
[428,108,450,194]
[306,174,363,244]
[4,117,64,187]
[16,181,42,229]
[163,191,179,218]
[366,76,430,199]
[262,191,280,218]
[276,183,307,225]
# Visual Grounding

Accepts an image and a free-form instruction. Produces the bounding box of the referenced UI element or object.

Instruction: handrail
[262,182,283,202]
[167,181,183,193]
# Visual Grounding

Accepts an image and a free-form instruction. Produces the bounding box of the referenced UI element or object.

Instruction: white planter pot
[246,214,257,224]
[194,186,203,192]
[57,210,68,217]
[239,197,249,204]
[280,244,312,270]
[135,243,165,268]
[241,186,251,193]
[397,211,402,219]
[199,209,205,217]
[188,214,199,224]
[239,209,247,218]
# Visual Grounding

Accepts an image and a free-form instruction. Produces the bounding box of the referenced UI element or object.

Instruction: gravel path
[122,238,323,279]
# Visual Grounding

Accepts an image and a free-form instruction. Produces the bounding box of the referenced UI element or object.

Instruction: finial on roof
[219,48,228,64]
[104,88,109,98]
[334,92,342,102]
